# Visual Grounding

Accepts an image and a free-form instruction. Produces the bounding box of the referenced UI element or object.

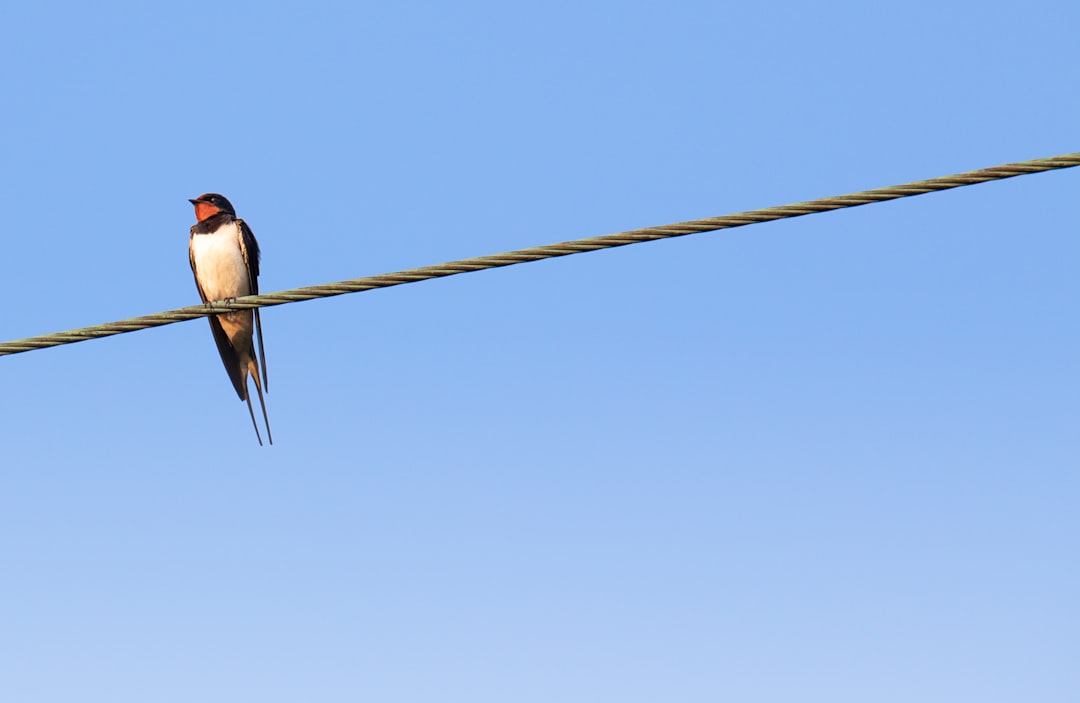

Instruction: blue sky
[1,2,1077,701]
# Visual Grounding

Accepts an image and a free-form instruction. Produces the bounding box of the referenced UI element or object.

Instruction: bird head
[189,193,236,222]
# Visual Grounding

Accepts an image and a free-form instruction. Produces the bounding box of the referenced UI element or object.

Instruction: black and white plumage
[188,193,272,445]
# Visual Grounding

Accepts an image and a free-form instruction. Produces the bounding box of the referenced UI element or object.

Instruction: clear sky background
[1,2,1077,701]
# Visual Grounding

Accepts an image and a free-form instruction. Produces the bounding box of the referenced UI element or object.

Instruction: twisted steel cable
[2,152,1078,357]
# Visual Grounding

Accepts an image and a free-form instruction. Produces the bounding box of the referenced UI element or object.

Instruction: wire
[2,152,1078,358]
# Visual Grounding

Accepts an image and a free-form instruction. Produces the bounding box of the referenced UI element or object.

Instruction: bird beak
[188,198,201,205]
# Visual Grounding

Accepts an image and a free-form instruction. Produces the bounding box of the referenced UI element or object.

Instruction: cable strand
[2,152,1077,357]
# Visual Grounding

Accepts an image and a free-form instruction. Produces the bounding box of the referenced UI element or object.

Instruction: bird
[188,193,272,445]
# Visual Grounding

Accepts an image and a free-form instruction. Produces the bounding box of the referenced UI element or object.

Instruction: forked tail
[246,354,272,446]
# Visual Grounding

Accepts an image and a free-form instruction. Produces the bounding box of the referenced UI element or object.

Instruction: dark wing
[238,218,268,392]
[190,230,247,400]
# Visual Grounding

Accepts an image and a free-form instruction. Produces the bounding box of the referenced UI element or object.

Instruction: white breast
[190,222,251,302]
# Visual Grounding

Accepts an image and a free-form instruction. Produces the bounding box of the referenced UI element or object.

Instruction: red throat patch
[193,201,220,222]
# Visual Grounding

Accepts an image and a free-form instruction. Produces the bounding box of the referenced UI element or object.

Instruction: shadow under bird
[188,193,272,445]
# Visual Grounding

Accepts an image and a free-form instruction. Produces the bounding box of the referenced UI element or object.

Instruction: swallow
[188,193,272,445]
